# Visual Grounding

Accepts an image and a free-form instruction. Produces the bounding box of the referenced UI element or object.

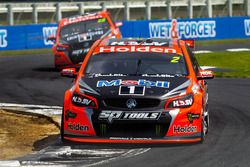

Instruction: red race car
[60,38,214,144]
[49,11,122,69]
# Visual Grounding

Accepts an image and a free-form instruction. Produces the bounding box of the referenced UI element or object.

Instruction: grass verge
[0,48,52,56]
[196,38,250,46]
[196,51,250,78]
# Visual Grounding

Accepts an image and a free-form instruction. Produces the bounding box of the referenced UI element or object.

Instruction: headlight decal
[166,94,194,109]
[71,93,98,108]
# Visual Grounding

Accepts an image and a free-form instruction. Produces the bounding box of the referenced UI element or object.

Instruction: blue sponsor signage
[120,16,250,40]
[0,24,57,50]
[97,79,170,88]
[0,16,249,51]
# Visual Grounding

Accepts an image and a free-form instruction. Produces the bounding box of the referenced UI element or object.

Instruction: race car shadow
[33,134,60,151]
[57,139,200,149]
[32,67,60,73]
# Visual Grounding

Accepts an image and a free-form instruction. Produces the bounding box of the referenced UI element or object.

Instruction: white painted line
[200,66,216,70]
[0,161,20,167]
[0,102,62,116]
[193,50,213,54]
[226,48,250,52]
[0,103,61,109]
[82,148,151,167]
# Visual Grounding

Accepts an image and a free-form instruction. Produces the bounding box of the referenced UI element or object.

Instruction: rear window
[84,52,188,76]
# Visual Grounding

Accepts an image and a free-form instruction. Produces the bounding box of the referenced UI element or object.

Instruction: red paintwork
[51,11,122,69]
[62,38,213,143]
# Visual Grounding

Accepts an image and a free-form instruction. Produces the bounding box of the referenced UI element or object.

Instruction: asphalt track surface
[0,53,250,167]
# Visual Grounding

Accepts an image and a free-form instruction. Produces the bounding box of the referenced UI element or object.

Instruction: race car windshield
[59,18,110,44]
[84,52,188,76]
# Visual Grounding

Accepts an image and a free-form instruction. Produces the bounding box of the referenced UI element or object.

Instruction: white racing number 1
[119,86,145,95]
[128,86,135,94]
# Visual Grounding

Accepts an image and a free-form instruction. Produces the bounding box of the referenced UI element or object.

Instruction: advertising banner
[0,17,250,51]
[120,16,250,40]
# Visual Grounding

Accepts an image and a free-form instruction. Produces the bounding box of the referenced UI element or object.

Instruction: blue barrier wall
[0,16,250,51]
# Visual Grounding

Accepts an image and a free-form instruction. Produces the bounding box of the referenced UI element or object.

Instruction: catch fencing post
[188,0,193,19]
[55,3,62,22]
[245,0,250,16]
[166,0,172,19]
[32,4,38,24]
[124,1,130,21]
[101,2,107,11]
[228,0,233,16]
[206,0,213,18]
[7,4,14,25]
[78,3,84,15]
[145,1,151,20]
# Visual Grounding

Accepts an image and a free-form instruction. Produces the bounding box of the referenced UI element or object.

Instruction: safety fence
[0,16,250,50]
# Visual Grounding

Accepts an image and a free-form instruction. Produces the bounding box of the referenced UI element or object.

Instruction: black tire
[200,110,209,143]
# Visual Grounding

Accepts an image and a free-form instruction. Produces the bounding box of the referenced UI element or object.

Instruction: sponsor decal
[92,73,127,77]
[65,110,77,121]
[149,19,216,39]
[141,74,174,78]
[199,70,213,77]
[0,29,7,48]
[172,98,193,107]
[68,123,89,131]
[95,46,177,54]
[110,137,152,140]
[187,112,200,123]
[98,18,106,23]
[43,27,57,45]
[72,95,92,105]
[72,48,90,55]
[245,19,250,36]
[64,15,103,25]
[78,33,92,42]
[66,35,78,41]
[173,125,197,133]
[97,79,170,88]
[109,41,168,46]
[99,110,161,123]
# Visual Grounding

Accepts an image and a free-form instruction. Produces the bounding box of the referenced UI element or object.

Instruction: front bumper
[63,133,201,143]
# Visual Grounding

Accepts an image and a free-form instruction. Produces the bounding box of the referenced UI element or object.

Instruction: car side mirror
[197,70,214,80]
[115,22,123,27]
[61,68,77,78]
[47,35,56,43]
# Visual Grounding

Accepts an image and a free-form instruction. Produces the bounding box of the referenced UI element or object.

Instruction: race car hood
[78,75,190,99]
[60,29,110,64]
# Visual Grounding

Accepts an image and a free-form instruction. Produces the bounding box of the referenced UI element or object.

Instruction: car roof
[59,11,109,26]
[93,38,184,55]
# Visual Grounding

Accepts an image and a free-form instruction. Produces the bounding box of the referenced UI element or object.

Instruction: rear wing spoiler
[183,40,195,48]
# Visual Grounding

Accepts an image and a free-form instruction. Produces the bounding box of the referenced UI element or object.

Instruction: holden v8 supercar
[61,38,214,143]
[48,11,122,69]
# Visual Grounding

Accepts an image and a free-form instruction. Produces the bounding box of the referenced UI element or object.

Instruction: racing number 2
[171,56,180,63]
